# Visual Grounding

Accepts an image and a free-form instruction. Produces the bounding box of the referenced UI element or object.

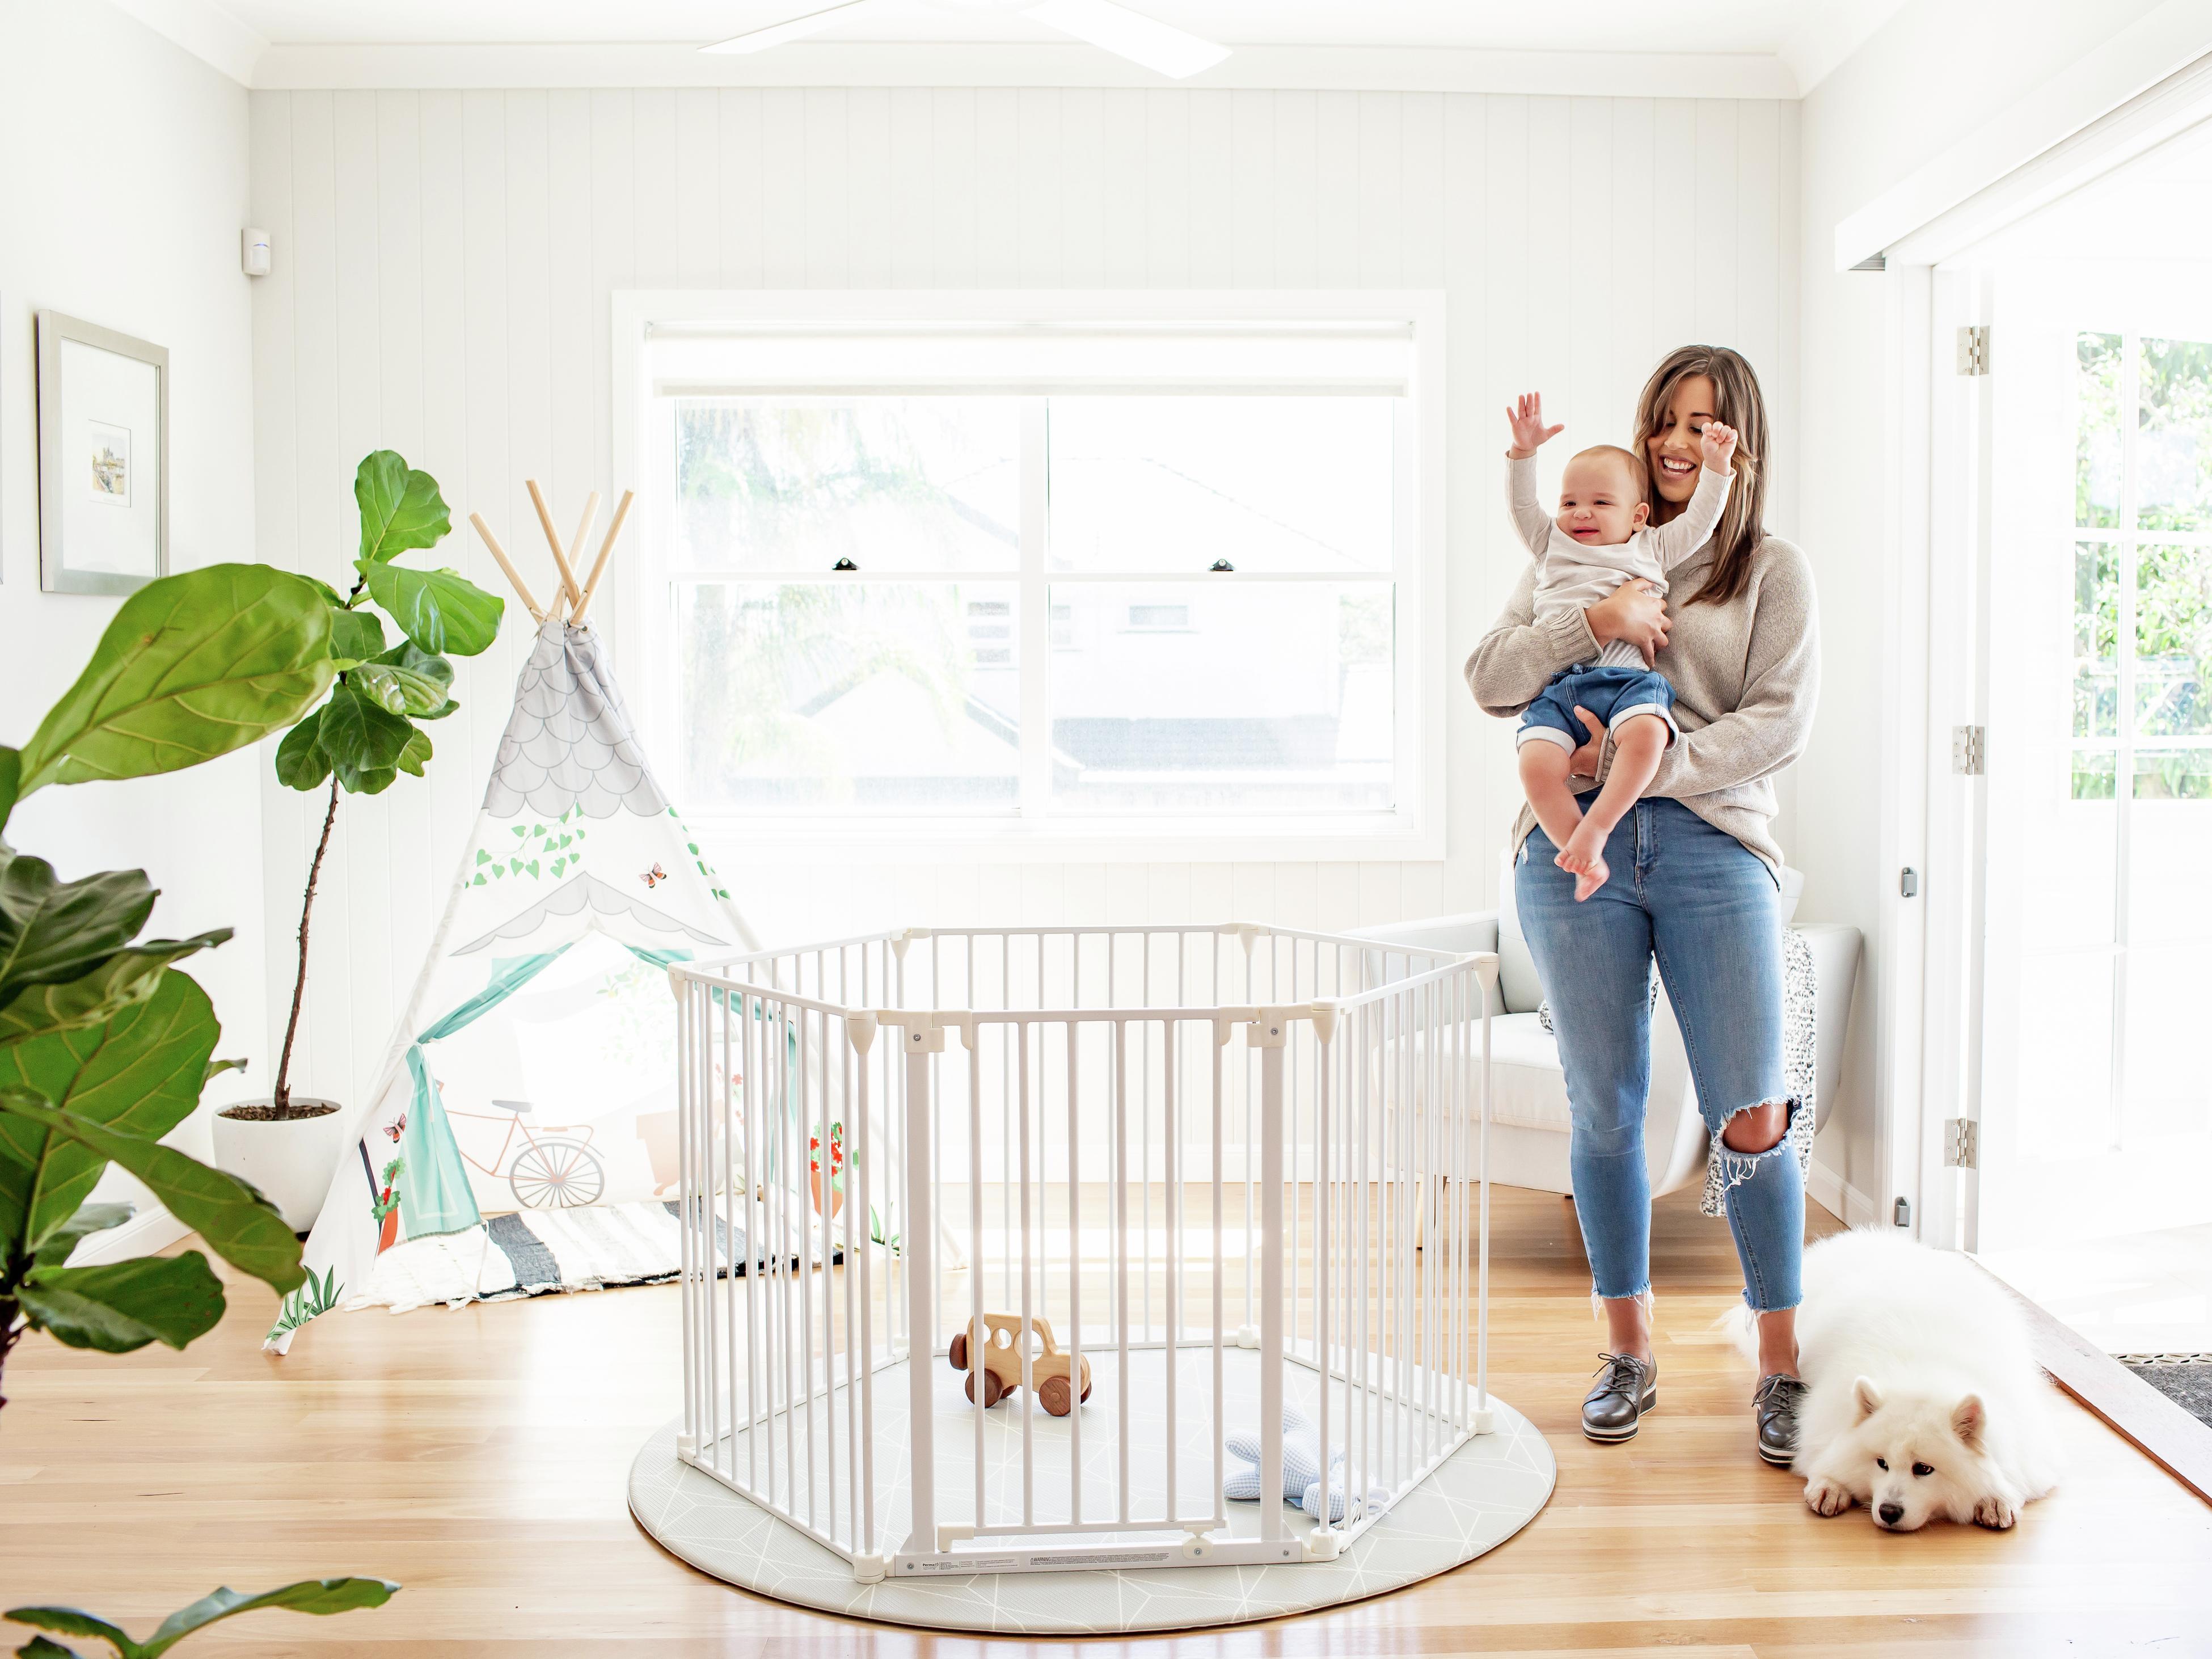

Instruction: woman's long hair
[1631,345,1769,606]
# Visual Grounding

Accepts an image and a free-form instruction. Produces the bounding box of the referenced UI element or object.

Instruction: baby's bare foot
[1572,855,1609,901]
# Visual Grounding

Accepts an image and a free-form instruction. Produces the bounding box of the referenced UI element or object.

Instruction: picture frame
[37,310,168,595]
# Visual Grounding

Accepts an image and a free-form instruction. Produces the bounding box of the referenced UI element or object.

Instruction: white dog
[1736,1229,2063,1531]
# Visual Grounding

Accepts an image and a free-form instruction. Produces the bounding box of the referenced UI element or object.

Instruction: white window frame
[610,289,1447,864]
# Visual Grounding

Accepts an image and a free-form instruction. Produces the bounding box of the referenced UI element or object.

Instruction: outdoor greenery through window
[665,392,1399,824]
[2072,330,2212,800]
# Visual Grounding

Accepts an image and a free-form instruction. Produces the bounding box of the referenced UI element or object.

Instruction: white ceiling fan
[703,0,1231,80]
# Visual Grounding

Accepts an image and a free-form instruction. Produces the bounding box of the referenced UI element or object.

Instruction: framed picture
[37,310,167,595]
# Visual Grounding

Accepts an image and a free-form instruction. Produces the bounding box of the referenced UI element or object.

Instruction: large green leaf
[361,563,503,658]
[327,605,386,665]
[0,745,18,839]
[28,1200,134,1269]
[317,683,413,795]
[354,450,450,568]
[0,931,227,1052]
[16,1251,226,1353]
[0,968,220,1249]
[0,1092,303,1294]
[272,706,332,791]
[15,565,336,794]
[395,727,432,779]
[0,852,157,1007]
[7,1578,400,1659]
[352,643,454,719]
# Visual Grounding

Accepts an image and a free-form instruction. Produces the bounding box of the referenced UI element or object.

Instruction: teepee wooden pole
[468,513,544,624]
[524,479,585,614]
[571,489,633,627]
[559,492,600,612]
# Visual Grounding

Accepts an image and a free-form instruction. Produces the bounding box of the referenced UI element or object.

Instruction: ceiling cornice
[1776,0,1914,98]
[107,0,267,86]
[243,41,1800,98]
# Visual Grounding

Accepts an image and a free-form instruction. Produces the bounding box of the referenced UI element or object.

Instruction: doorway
[1937,118,2212,1364]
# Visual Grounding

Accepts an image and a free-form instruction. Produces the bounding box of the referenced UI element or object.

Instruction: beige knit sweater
[1464,532,1820,874]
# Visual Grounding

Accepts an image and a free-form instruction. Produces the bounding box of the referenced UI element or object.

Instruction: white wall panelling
[2,0,263,1237]
[248,85,1800,1114]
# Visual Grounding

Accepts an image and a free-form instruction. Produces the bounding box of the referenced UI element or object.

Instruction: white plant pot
[212,1097,349,1232]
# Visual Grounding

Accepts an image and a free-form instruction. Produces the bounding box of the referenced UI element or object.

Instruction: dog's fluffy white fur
[1734,1229,2063,1531]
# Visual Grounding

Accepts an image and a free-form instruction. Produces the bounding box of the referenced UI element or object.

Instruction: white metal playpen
[669,924,1498,1581]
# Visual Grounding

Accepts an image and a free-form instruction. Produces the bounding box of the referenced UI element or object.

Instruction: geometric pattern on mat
[340,1197,836,1317]
[627,1383,1555,1634]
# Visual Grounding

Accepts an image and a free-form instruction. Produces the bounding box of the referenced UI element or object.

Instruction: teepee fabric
[267,615,758,1352]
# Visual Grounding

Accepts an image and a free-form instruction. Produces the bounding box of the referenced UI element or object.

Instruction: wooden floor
[5,1188,2210,1657]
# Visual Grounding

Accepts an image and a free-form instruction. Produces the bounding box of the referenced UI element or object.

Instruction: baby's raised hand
[1506,392,1564,459]
[1700,419,1739,471]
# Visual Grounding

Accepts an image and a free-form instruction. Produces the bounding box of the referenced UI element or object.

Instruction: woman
[1464,345,1818,1463]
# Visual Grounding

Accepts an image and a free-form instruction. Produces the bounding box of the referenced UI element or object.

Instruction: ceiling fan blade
[701,0,888,54]
[1025,0,1230,79]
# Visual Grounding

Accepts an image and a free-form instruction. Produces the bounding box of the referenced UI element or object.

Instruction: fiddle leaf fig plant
[7,1576,399,1657]
[265,451,503,1112]
[0,565,396,1636]
[0,563,335,1409]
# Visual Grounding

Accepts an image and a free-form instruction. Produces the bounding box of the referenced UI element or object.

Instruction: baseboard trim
[1978,1268,2212,1509]
[66,1204,188,1267]
[1807,1159,1880,1227]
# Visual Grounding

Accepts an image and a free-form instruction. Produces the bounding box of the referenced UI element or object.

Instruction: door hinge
[1894,1196,1912,1227]
[1953,724,1985,775]
[1957,324,1990,375]
[1943,1118,1979,1170]
[1899,867,1920,898]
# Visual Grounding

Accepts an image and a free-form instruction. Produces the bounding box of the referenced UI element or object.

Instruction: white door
[1951,225,2212,1260]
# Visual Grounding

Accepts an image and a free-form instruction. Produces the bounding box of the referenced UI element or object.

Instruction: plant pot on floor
[212,1097,348,1232]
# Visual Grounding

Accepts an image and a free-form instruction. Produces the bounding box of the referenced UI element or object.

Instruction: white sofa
[1355,857,1862,1198]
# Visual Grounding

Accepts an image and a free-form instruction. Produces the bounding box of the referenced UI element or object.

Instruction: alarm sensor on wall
[242,227,271,277]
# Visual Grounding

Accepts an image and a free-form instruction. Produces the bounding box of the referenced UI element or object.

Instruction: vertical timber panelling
[248,86,1800,1102]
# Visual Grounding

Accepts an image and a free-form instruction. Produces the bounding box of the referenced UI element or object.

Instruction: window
[626,296,1442,857]
[2072,330,2212,800]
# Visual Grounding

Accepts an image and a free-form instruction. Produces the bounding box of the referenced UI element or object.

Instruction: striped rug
[340,1195,843,1317]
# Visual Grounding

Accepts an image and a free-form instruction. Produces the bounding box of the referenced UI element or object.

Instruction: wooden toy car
[947,1313,1094,1416]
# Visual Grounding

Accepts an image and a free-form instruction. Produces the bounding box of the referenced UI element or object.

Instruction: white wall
[246,85,1801,1112]
[0,0,263,1217]
[1795,0,2185,1217]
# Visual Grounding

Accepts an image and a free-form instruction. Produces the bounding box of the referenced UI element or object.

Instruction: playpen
[669,924,1498,1580]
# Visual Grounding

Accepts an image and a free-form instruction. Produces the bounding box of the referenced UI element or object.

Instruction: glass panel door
[1953,132,2212,1357]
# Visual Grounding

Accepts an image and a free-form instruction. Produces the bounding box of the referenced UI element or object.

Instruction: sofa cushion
[1484,1012,1574,1133]
[1494,851,1545,1015]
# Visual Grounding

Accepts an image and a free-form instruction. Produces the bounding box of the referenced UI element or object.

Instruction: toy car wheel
[1040,1376,1073,1417]
[965,1369,1004,1408]
[949,1332,969,1372]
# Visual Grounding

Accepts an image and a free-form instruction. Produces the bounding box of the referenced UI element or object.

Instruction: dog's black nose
[1878,1502,1905,1526]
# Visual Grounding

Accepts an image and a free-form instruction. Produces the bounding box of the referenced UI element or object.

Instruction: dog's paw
[1970,1494,2018,1530]
[1804,1475,1855,1517]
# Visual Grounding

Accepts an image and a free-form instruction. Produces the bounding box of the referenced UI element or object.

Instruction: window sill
[682,814,1442,866]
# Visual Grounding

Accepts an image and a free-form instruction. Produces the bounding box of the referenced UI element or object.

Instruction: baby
[1505,392,1737,899]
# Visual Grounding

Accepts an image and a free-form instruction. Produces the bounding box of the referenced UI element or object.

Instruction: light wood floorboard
[4,1189,2209,1656]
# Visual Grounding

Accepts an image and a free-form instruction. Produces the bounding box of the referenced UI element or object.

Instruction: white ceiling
[212,0,1871,58]
[112,0,1916,94]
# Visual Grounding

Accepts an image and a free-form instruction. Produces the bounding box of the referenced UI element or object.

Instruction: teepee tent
[267,488,763,1351]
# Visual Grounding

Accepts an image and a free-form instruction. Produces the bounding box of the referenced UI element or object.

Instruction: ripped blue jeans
[1516,797,1803,1312]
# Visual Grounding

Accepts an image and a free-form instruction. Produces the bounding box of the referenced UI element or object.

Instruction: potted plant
[208,451,503,1231]
[1,562,397,1637]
